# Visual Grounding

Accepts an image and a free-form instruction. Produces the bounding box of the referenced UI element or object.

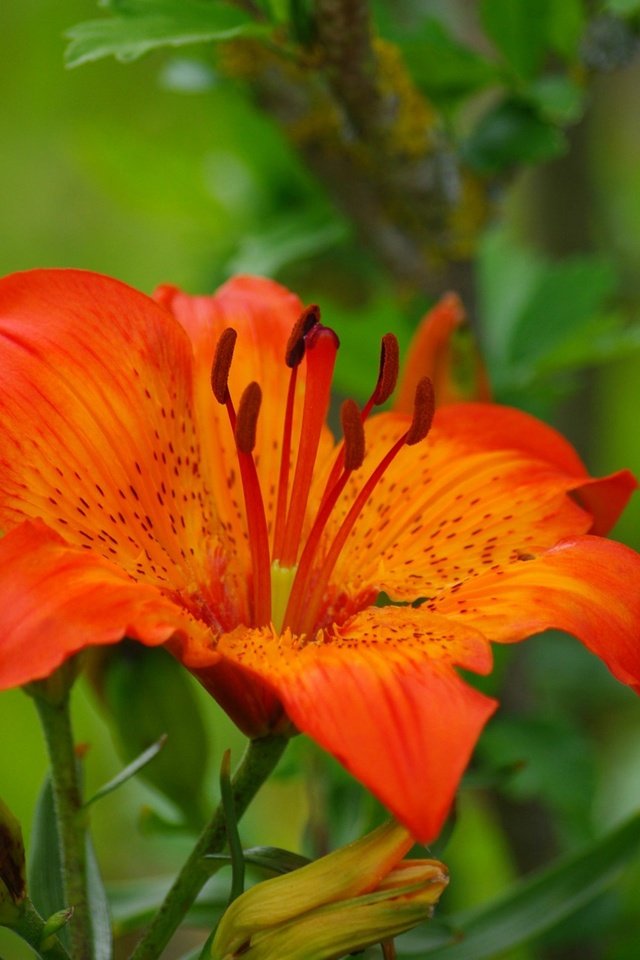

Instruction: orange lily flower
[1,268,639,843]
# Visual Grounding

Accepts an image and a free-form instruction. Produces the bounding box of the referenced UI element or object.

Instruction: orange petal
[217,608,497,841]
[0,268,220,597]
[330,410,597,604]
[0,520,211,690]
[432,535,640,692]
[394,294,490,412]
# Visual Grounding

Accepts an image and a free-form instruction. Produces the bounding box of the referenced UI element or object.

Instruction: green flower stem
[129,733,288,960]
[33,691,93,960]
[12,899,72,960]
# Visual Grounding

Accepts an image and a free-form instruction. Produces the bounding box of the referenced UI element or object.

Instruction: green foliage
[464,98,566,172]
[97,644,210,828]
[397,19,499,107]
[65,0,266,67]
[28,776,112,959]
[397,812,640,958]
[478,227,640,409]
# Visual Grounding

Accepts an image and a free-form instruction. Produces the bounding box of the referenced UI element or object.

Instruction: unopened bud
[211,820,448,960]
[0,798,26,927]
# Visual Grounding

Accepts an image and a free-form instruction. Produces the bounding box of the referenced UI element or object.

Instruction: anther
[211,328,238,403]
[285,304,321,368]
[406,377,435,446]
[373,333,400,405]
[235,382,262,454]
[341,399,365,471]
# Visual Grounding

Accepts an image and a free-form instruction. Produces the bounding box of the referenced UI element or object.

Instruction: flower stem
[129,733,288,960]
[32,690,92,960]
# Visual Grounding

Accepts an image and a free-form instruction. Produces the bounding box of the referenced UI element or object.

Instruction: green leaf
[526,75,585,124]
[479,0,552,78]
[206,846,312,876]
[605,0,640,16]
[400,19,499,106]
[398,813,640,958]
[96,643,210,829]
[108,874,228,937]
[464,99,566,173]
[65,0,267,68]
[545,0,586,59]
[28,777,66,939]
[507,256,617,366]
[28,776,113,959]
[84,735,168,808]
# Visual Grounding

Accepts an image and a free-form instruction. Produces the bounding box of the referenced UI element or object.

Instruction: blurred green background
[2,2,640,958]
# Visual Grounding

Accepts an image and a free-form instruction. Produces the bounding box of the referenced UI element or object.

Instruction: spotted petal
[0,521,210,690]
[431,535,640,692]
[215,607,497,842]
[0,269,219,596]
[328,406,635,608]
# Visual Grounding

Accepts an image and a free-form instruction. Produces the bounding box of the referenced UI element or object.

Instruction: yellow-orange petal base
[0,267,639,842]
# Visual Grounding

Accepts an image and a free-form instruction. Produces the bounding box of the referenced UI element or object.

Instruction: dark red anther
[285,304,321,368]
[373,333,400,405]
[406,377,435,446]
[341,399,365,472]
[235,382,262,454]
[211,328,238,404]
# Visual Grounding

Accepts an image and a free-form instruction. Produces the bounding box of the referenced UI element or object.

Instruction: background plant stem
[129,733,288,960]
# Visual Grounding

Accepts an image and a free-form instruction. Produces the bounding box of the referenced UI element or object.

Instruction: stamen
[235,382,262,454]
[285,304,321,368]
[279,325,339,567]
[406,377,435,445]
[289,382,435,636]
[211,328,237,404]
[372,333,400,406]
[341,399,365,472]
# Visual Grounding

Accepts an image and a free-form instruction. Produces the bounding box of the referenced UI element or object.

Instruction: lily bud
[211,820,448,960]
[0,798,26,927]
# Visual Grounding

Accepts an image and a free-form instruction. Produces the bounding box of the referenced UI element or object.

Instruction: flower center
[210,310,433,636]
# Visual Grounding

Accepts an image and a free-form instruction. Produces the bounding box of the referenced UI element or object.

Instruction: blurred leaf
[526,75,585,124]
[97,643,210,828]
[545,0,586,59]
[227,216,348,277]
[400,19,499,106]
[28,777,65,938]
[86,841,113,960]
[479,0,552,78]
[158,57,218,93]
[65,0,267,67]
[464,99,566,174]
[84,735,167,808]
[28,775,112,958]
[397,812,640,958]
[207,846,312,876]
[605,0,640,17]
[507,256,617,365]
[109,874,228,937]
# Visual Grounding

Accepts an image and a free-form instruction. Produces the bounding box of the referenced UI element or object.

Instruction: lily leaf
[65,0,267,68]
[397,812,640,958]
[84,735,167,808]
[206,846,312,876]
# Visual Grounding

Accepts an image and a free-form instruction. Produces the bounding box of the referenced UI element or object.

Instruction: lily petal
[0,269,219,594]
[216,607,497,841]
[0,521,210,690]
[330,410,602,604]
[432,535,640,692]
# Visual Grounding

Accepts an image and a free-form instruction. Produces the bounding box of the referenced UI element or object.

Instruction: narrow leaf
[219,749,245,904]
[28,776,66,942]
[84,735,168,808]
[206,846,312,876]
[399,813,640,958]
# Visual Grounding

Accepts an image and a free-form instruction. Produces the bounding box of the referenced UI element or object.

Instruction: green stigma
[270,561,298,633]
